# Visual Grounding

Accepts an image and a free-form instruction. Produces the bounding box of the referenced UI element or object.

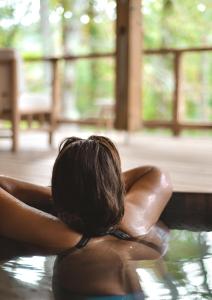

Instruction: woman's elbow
[151,166,173,200]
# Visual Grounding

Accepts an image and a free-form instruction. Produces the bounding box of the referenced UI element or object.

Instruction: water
[0,256,54,300]
[136,231,212,299]
[0,230,211,300]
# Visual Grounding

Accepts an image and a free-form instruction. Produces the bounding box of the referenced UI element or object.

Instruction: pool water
[0,230,211,300]
[137,231,212,299]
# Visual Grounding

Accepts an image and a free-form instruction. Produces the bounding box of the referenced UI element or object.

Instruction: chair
[0,48,60,151]
[95,98,115,130]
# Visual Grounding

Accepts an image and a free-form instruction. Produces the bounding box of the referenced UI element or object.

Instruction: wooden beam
[11,58,19,152]
[49,58,60,145]
[173,52,183,136]
[143,120,173,128]
[115,0,142,131]
[58,117,112,127]
[144,46,212,55]
[24,52,115,62]
[143,120,212,130]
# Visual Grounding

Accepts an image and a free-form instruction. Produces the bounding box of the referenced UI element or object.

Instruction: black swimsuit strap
[75,229,162,251]
[75,229,131,249]
[59,229,162,261]
[108,229,131,240]
[109,229,162,254]
[75,236,90,249]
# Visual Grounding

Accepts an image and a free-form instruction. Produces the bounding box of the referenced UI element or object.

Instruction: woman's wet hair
[51,135,125,236]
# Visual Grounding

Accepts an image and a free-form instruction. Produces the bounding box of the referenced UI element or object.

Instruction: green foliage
[143,55,173,120]
[1,0,212,123]
[143,0,212,122]
[73,58,114,116]
[0,4,18,46]
[143,0,212,48]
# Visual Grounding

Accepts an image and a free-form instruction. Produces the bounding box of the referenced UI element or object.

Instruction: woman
[0,135,172,297]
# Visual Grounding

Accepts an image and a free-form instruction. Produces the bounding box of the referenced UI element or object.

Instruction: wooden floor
[0,125,212,192]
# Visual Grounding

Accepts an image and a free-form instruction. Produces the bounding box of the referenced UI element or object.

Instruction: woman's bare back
[53,223,169,298]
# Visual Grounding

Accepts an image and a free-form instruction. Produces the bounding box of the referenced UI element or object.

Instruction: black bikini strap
[75,235,90,249]
[109,229,162,254]
[74,228,130,249]
[109,229,131,240]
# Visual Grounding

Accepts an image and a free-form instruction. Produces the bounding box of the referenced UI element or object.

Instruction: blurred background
[1,0,212,136]
[0,0,212,190]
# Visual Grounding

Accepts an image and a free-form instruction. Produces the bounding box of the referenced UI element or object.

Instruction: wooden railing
[144,46,212,135]
[24,47,212,134]
[24,53,115,127]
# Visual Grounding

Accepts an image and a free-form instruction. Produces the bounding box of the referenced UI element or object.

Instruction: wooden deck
[0,126,212,192]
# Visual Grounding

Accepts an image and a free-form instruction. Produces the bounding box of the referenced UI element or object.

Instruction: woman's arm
[122,166,153,193]
[0,187,81,254]
[0,169,171,253]
[0,236,46,262]
[0,175,54,214]
[120,166,172,236]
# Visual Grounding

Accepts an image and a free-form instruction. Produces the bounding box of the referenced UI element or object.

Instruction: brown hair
[51,135,125,236]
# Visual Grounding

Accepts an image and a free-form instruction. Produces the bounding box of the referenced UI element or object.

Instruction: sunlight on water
[2,256,46,285]
[183,261,204,286]
[134,231,212,299]
[136,267,173,299]
[205,257,212,287]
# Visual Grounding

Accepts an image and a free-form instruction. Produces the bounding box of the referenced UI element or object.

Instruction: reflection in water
[0,231,211,299]
[0,256,54,300]
[2,256,46,285]
[136,266,175,299]
[135,231,212,299]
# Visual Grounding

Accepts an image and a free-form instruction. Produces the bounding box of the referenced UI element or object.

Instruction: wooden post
[11,58,19,152]
[115,0,142,131]
[173,51,183,136]
[49,58,60,145]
